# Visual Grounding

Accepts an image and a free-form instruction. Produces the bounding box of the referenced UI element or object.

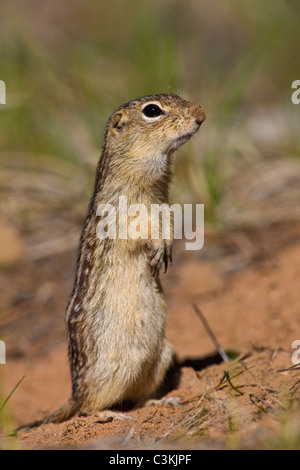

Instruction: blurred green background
[0,0,300,445]
[0,0,300,238]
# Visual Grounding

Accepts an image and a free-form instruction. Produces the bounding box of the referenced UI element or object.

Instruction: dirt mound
[1,233,300,449]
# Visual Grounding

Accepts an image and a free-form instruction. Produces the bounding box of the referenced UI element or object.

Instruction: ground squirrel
[38,94,206,425]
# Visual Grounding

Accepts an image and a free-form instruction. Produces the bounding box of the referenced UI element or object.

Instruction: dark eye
[142,103,164,118]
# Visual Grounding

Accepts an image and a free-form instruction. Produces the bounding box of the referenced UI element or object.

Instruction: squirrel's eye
[142,104,164,118]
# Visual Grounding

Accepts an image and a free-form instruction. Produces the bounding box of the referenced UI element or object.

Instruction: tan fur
[43,94,206,423]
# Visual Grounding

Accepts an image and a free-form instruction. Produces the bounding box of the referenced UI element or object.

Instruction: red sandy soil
[1,224,300,449]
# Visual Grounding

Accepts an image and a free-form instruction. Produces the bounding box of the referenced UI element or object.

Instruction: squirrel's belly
[72,254,167,405]
[81,251,166,355]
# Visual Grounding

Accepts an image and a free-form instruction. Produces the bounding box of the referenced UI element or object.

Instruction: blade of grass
[0,375,25,414]
[192,303,229,362]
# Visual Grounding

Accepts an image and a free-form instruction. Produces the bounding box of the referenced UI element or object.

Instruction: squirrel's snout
[195,115,205,126]
[191,104,206,126]
[195,107,206,126]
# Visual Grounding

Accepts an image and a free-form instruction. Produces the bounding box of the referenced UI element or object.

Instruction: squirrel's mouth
[172,126,200,149]
[175,132,194,146]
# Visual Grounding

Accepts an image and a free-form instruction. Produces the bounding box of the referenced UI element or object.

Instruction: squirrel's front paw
[146,240,172,276]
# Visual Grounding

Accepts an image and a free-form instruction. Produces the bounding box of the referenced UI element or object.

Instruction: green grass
[1,0,299,231]
[0,374,24,448]
[0,0,299,230]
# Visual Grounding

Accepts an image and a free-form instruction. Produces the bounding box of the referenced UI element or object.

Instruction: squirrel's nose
[191,104,206,126]
[195,116,204,126]
[196,107,206,126]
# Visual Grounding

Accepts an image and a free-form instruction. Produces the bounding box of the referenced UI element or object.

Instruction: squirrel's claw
[147,242,172,276]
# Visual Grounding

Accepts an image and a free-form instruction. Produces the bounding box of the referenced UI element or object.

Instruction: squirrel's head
[104,94,206,181]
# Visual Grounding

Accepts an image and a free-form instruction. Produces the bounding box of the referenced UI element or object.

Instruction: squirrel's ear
[111,111,128,134]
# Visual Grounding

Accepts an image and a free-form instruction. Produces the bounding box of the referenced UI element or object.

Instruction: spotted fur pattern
[48,94,206,422]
